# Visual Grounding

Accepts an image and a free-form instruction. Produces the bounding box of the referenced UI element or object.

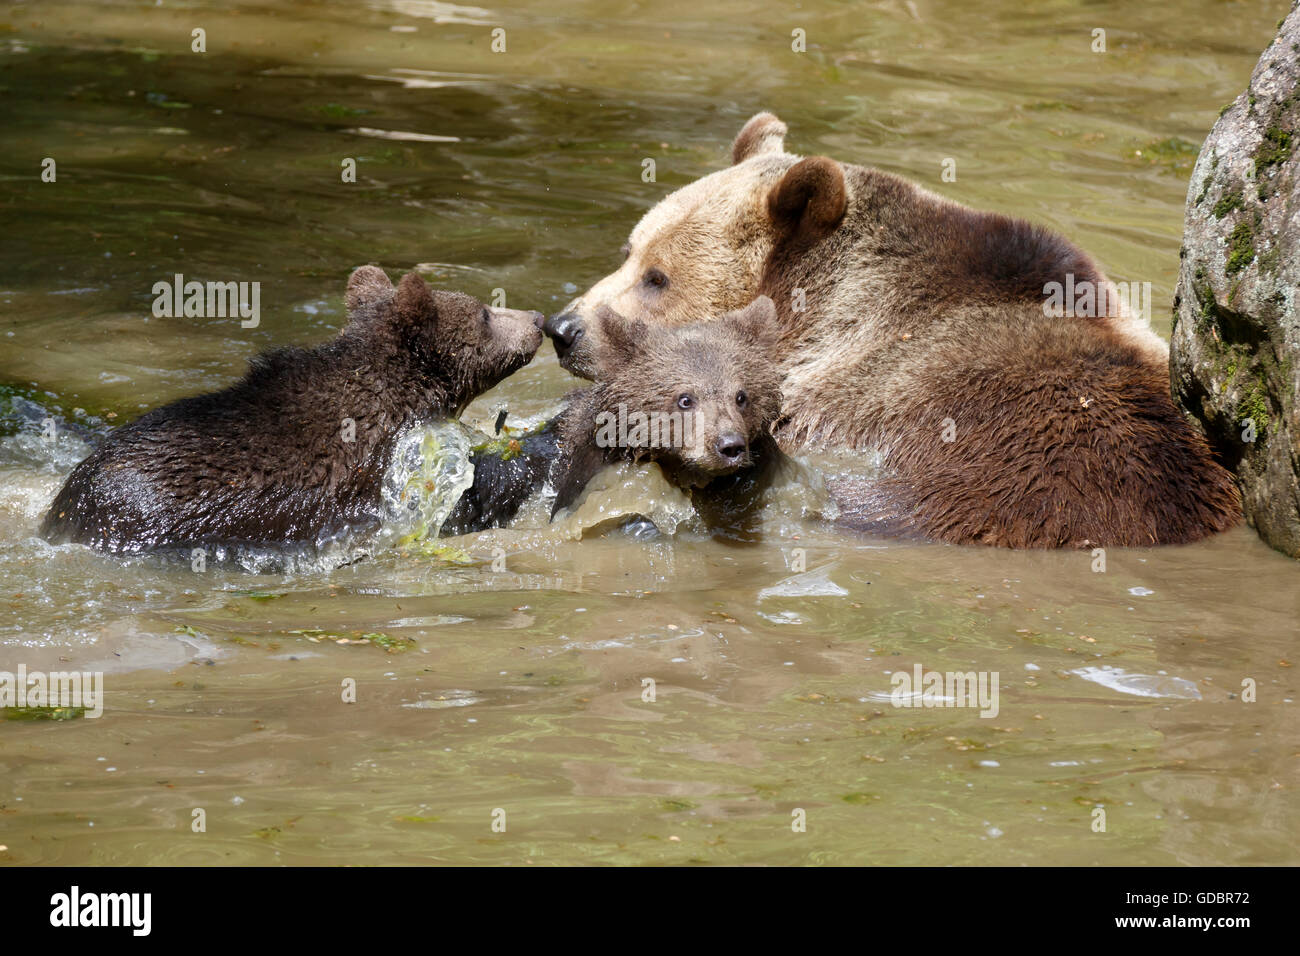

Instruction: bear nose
[529,310,545,329]
[544,311,584,357]
[715,433,747,465]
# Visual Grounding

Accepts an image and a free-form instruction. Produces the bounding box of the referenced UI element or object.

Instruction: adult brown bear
[544,112,1240,548]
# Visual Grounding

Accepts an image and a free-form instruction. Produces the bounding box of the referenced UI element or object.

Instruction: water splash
[757,565,849,599]
[550,460,698,539]
[377,418,477,549]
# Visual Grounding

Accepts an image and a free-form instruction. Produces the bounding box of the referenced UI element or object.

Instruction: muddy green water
[2,0,1298,865]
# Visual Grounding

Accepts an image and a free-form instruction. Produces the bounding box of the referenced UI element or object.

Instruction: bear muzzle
[714,432,748,468]
[544,310,586,362]
[491,306,545,330]
[490,307,545,356]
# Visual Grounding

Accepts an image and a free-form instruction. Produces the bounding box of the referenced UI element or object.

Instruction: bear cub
[41,266,544,554]
[550,296,785,529]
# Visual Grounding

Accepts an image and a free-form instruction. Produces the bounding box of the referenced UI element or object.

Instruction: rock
[1171,3,1300,558]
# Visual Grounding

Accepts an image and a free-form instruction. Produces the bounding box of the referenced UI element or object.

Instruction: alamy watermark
[152,273,260,328]
[594,404,696,450]
[1043,274,1150,321]
[49,886,150,935]
[890,664,1000,718]
[0,665,104,718]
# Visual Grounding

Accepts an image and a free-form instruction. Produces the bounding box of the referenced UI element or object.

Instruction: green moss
[400,540,474,563]
[470,420,549,462]
[1195,279,1217,333]
[471,434,524,461]
[1192,281,1284,445]
[1258,243,1282,275]
[2,705,85,721]
[1254,125,1293,177]
[1212,187,1244,219]
[1238,385,1271,439]
[1225,221,1257,275]
[359,632,415,652]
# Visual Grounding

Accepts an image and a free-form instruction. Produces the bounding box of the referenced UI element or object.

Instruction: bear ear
[596,305,649,369]
[732,112,788,164]
[768,156,847,237]
[722,295,780,350]
[393,271,436,328]
[345,265,395,323]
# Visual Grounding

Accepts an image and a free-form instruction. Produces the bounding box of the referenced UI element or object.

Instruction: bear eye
[736,390,748,408]
[642,268,668,290]
[676,393,694,410]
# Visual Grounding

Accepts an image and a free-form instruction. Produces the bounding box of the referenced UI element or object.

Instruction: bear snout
[490,306,544,328]
[713,432,748,468]
[544,310,584,357]
[499,308,545,330]
[488,307,546,354]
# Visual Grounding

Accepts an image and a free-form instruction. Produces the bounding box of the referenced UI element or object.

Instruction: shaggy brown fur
[544,111,1241,548]
[42,267,543,553]
[831,318,1240,547]
[551,297,784,524]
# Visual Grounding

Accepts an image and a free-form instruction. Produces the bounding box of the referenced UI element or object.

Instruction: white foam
[1071,665,1201,700]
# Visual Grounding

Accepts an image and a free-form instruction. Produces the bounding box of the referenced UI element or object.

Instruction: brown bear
[441,417,562,536]
[544,112,1241,548]
[41,267,544,554]
[549,296,785,530]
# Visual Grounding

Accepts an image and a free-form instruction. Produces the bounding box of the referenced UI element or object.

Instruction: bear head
[544,111,848,379]
[344,265,544,411]
[552,296,784,513]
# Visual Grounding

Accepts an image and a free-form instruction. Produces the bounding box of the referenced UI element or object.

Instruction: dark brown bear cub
[550,296,784,527]
[41,267,543,554]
